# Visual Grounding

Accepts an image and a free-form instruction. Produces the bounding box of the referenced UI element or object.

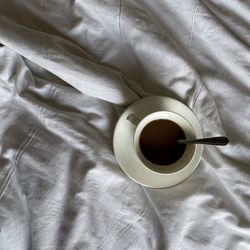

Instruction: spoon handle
[178,136,229,146]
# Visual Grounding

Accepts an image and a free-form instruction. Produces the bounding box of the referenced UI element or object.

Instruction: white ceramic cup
[127,111,197,174]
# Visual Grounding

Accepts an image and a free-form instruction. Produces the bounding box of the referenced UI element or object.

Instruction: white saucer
[113,96,204,188]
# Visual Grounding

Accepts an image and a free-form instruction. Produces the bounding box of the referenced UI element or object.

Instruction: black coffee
[139,119,186,165]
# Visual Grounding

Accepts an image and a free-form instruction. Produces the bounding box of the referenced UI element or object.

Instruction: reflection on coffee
[139,119,186,165]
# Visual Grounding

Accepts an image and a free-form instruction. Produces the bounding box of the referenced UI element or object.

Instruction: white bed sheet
[0,0,250,249]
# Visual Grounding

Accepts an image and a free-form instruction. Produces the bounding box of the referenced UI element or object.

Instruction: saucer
[113,96,204,188]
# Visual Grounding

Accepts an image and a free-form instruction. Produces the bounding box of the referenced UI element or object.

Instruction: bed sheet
[0,0,250,249]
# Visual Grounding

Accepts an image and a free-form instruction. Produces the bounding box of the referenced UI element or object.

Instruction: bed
[0,0,250,249]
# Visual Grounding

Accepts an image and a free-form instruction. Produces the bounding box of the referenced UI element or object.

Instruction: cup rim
[133,111,197,174]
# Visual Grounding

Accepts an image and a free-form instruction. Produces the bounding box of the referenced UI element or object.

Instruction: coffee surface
[139,119,186,165]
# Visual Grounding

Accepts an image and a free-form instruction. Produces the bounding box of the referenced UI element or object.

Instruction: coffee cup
[127,111,196,174]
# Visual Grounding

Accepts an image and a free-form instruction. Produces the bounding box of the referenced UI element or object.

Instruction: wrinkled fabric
[0,0,250,249]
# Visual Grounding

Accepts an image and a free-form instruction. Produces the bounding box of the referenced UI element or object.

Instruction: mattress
[0,0,250,249]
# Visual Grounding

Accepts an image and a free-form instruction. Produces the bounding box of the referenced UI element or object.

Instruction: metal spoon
[178,136,229,146]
